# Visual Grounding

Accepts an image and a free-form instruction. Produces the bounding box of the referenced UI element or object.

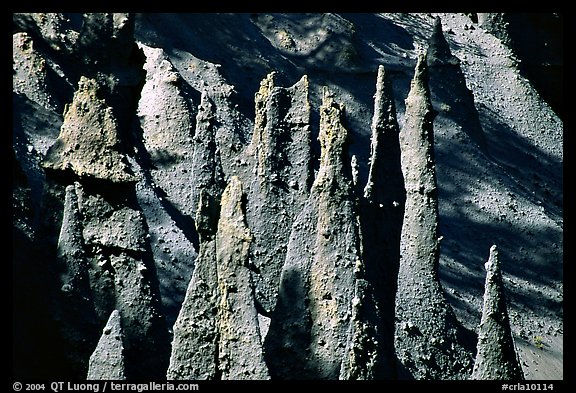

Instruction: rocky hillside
[12,13,562,380]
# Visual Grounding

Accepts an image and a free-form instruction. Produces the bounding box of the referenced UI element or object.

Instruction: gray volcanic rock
[13,13,79,54]
[265,88,360,379]
[216,177,269,380]
[137,43,198,216]
[357,64,406,379]
[87,310,126,380]
[471,245,524,380]
[42,77,138,183]
[394,51,473,380]
[164,91,225,379]
[76,186,147,253]
[13,32,61,112]
[244,72,312,314]
[12,13,563,381]
[169,177,269,380]
[75,181,170,379]
[339,278,384,380]
[53,184,99,377]
[427,16,487,152]
[191,91,226,215]
[57,184,90,296]
[477,14,512,46]
[76,14,135,67]
[167,190,220,380]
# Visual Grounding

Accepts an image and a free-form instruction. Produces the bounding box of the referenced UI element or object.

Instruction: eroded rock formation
[216,177,269,379]
[42,77,137,183]
[427,16,487,151]
[167,190,220,380]
[14,13,559,381]
[265,88,365,379]
[471,245,524,380]
[394,51,473,380]
[357,64,406,379]
[87,310,126,380]
[168,177,268,380]
[244,72,312,315]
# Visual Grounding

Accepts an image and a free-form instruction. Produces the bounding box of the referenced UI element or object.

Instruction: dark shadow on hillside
[504,13,563,120]
[434,124,562,322]
[340,13,414,59]
[135,13,302,122]
[478,103,562,223]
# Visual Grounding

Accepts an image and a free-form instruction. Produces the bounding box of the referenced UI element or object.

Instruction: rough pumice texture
[357,64,406,378]
[167,190,221,380]
[36,12,169,379]
[13,13,562,380]
[87,310,126,380]
[75,13,135,66]
[244,72,312,314]
[191,91,226,215]
[53,184,99,375]
[394,51,473,380]
[339,278,384,380]
[13,32,61,112]
[169,177,269,380]
[471,245,524,380]
[74,181,171,380]
[265,88,360,379]
[42,76,138,183]
[167,104,225,379]
[57,184,90,298]
[137,43,198,216]
[216,177,270,380]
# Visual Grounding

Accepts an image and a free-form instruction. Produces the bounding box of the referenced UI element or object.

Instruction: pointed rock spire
[87,310,126,380]
[364,65,405,203]
[395,51,473,380]
[426,16,487,151]
[317,87,348,190]
[251,72,277,163]
[191,91,225,213]
[76,13,136,67]
[58,184,88,292]
[266,88,362,379]
[245,72,312,314]
[216,176,269,379]
[356,64,406,379]
[471,245,524,380]
[55,183,100,376]
[427,16,459,66]
[137,44,199,216]
[167,189,221,380]
[42,76,137,183]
